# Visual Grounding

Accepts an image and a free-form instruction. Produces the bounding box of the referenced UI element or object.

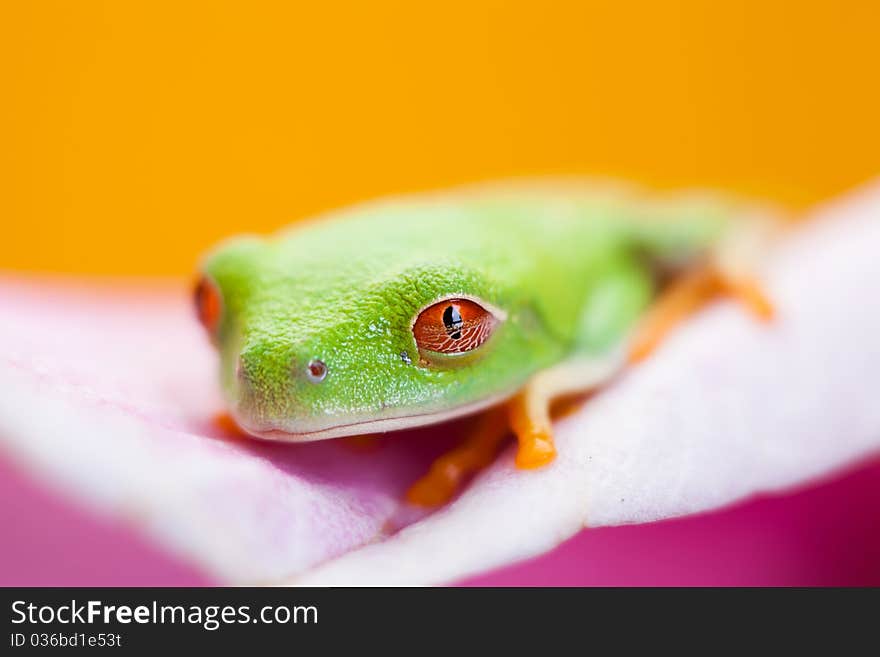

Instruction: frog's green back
[201,182,732,440]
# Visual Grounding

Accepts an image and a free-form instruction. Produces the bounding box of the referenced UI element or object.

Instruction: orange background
[3,1,878,275]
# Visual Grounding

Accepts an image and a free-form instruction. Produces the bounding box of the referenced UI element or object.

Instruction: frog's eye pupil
[412,297,499,357]
[442,304,464,339]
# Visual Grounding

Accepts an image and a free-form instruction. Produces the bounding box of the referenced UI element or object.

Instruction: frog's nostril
[306,358,327,383]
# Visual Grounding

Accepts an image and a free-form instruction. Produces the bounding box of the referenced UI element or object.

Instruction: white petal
[0,281,432,582]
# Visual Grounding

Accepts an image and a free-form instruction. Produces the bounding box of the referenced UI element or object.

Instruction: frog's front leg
[508,381,556,468]
[508,354,625,469]
[407,354,624,506]
[406,406,511,506]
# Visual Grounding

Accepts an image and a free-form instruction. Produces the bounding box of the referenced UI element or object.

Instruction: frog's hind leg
[628,266,774,363]
[629,214,779,363]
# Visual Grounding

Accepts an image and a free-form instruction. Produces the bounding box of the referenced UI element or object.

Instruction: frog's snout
[234,353,257,391]
[230,343,343,440]
[233,340,330,406]
[236,346,327,390]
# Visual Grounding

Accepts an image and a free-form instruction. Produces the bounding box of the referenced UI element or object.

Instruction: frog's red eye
[194,275,222,336]
[412,298,499,355]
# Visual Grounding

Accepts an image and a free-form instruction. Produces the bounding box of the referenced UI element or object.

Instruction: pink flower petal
[2,180,879,585]
[0,278,454,582]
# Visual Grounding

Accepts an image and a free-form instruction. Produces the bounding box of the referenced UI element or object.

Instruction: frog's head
[195,226,558,441]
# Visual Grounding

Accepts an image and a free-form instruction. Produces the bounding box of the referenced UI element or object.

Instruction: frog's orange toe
[214,411,249,439]
[723,276,775,322]
[514,432,557,469]
[406,466,460,507]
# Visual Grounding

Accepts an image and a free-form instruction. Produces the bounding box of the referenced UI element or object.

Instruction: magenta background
[2,455,879,586]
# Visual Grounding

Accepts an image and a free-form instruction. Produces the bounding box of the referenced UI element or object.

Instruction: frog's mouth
[230,390,516,443]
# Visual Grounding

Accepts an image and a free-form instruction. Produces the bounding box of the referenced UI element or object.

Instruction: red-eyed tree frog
[195,182,778,505]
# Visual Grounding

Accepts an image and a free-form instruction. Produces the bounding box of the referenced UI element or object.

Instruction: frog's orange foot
[721,276,775,322]
[514,431,557,469]
[406,460,463,507]
[508,384,558,470]
[213,411,249,439]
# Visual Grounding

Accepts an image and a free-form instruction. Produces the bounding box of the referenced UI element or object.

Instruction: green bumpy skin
[200,183,736,441]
